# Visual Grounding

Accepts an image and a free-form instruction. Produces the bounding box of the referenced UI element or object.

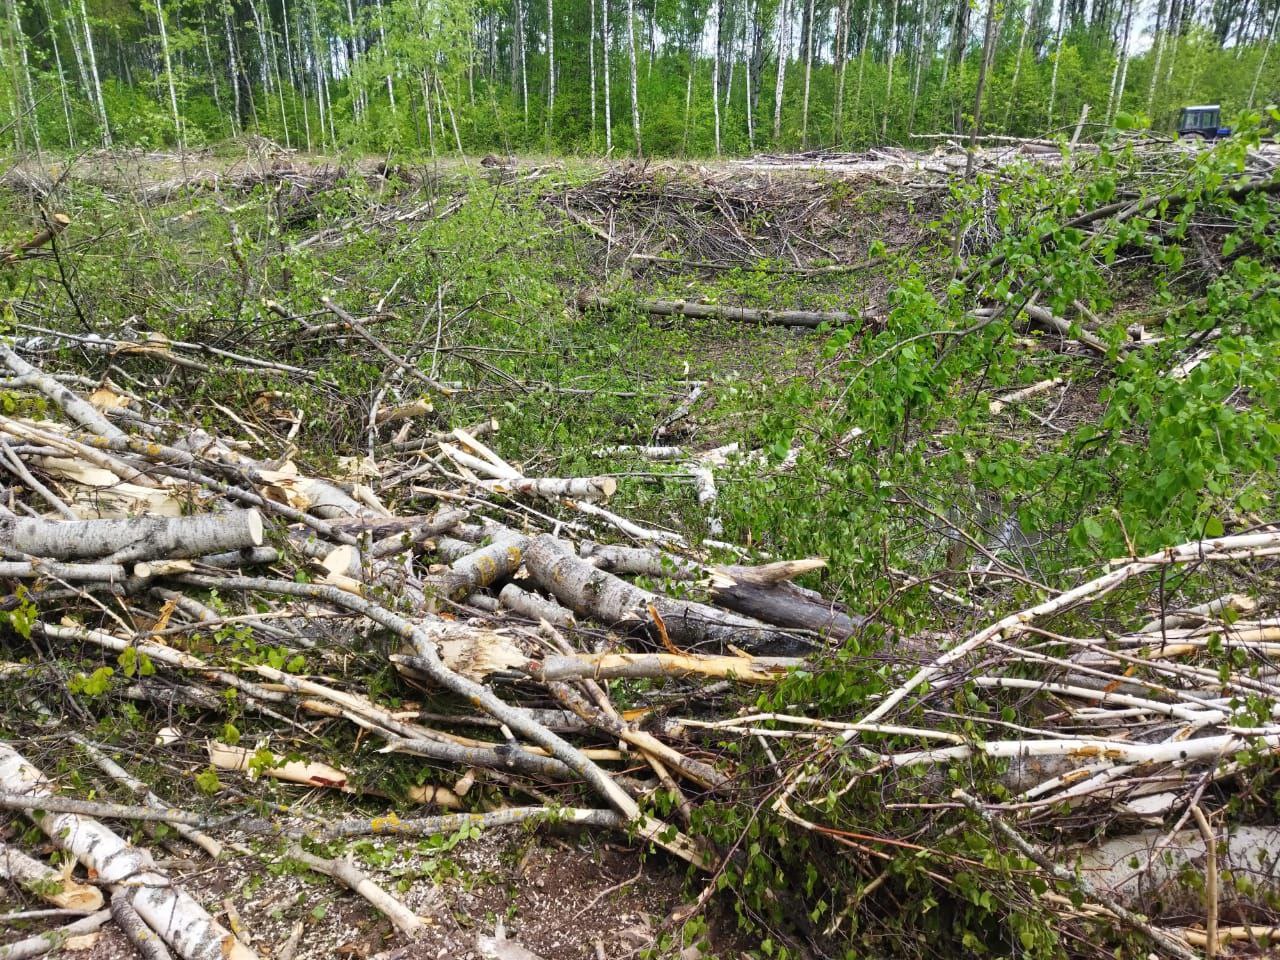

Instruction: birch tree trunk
[1105,0,1133,125]
[514,0,529,123]
[375,0,395,109]
[626,0,642,153]
[1002,0,1031,130]
[882,0,900,139]
[38,0,76,146]
[601,0,613,150]
[589,0,597,140]
[832,0,850,142]
[1249,3,1280,107]
[800,0,815,145]
[153,0,183,149]
[78,0,110,145]
[546,0,555,135]
[1047,0,1065,127]
[745,0,756,149]
[1146,0,1168,113]
[772,0,790,141]
[853,0,874,135]
[223,6,244,132]
[4,509,265,563]
[964,0,999,177]
[712,0,722,154]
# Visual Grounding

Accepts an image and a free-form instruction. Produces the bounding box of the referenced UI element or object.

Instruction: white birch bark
[772,0,790,141]
[882,0,900,138]
[1002,0,1031,130]
[800,0,814,145]
[0,743,256,960]
[625,0,642,152]
[0,840,103,911]
[77,0,108,144]
[589,0,597,138]
[6,508,264,562]
[712,0,722,154]
[546,0,555,131]
[1047,0,1065,127]
[152,0,182,148]
[601,0,612,150]
[1249,3,1280,107]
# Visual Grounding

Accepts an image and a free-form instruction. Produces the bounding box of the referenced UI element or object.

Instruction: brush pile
[0,323,859,958]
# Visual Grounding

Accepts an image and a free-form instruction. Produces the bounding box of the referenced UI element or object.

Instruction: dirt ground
[3,824,737,959]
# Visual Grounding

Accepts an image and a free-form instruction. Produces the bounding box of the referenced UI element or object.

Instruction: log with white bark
[0,742,257,960]
[478,476,618,502]
[581,544,861,638]
[3,509,263,562]
[0,909,111,960]
[533,652,801,683]
[525,535,817,656]
[111,888,175,960]
[581,295,866,329]
[0,840,103,912]
[0,343,125,441]
[285,843,425,939]
[1075,825,1280,917]
[497,583,576,627]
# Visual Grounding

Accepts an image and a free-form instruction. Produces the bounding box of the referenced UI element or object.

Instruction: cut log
[4,509,263,562]
[1075,825,1280,919]
[498,583,576,627]
[534,651,801,683]
[285,843,425,939]
[524,535,817,656]
[0,840,103,912]
[582,295,865,329]
[0,908,110,960]
[478,476,617,502]
[582,544,861,637]
[0,742,257,960]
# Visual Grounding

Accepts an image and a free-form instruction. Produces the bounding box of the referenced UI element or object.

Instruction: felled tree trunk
[0,840,103,911]
[0,742,257,960]
[582,295,864,329]
[1075,825,1280,919]
[4,509,264,562]
[525,535,817,655]
[582,544,862,638]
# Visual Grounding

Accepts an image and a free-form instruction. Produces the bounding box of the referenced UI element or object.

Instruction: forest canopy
[1,0,1279,156]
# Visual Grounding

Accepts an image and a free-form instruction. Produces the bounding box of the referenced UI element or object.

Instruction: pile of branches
[773,533,1280,956]
[554,162,934,274]
[0,334,855,958]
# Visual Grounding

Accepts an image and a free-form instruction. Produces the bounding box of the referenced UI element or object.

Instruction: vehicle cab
[1178,105,1231,140]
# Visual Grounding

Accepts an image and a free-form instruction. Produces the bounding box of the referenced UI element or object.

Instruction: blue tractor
[1178,104,1232,140]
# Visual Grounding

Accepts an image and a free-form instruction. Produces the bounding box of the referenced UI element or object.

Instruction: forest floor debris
[2,136,1280,958]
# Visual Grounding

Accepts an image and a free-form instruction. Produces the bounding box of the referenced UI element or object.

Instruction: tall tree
[625,0,641,151]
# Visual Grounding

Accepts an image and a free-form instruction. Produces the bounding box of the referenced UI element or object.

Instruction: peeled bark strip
[582,295,865,329]
[0,743,257,960]
[0,840,103,912]
[5,509,263,562]
[525,535,816,656]
[285,843,425,939]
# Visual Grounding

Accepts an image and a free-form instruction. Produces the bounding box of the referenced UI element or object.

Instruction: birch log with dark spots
[0,743,257,960]
[524,534,817,656]
[582,543,862,639]
[4,508,264,562]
